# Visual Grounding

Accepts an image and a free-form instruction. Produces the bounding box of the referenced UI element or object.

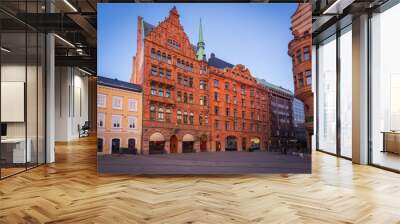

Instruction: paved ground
[98,151,311,174]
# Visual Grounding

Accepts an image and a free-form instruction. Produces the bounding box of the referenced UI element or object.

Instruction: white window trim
[112,96,123,110]
[128,98,138,112]
[97,94,107,108]
[111,115,122,130]
[97,112,106,130]
[128,116,137,131]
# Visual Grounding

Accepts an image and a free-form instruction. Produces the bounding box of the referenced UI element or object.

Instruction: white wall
[54,67,89,141]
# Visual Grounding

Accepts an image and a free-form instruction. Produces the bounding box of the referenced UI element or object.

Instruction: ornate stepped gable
[143,7,197,60]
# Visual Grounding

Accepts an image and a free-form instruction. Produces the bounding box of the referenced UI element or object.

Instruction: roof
[256,78,293,96]
[143,20,155,37]
[207,53,234,69]
[97,76,142,92]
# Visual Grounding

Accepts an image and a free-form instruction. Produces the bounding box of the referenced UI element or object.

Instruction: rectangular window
[214,106,219,115]
[97,112,105,128]
[165,88,171,98]
[298,77,304,87]
[112,96,123,109]
[166,70,171,79]
[305,70,312,85]
[178,74,182,84]
[241,85,246,95]
[111,115,122,128]
[177,91,182,101]
[189,93,193,103]
[233,96,237,104]
[225,82,229,90]
[128,116,137,129]
[177,111,182,124]
[215,119,219,129]
[214,79,219,87]
[151,84,157,96]
[159,68,164,77]
[200,80,207,90]
[214,92,219,101]
[225,121,229,131]
[296,49,302,64]
[225,94,230,103]
[226,108,230,116]
[304,47,310,61]
[151,65,157,76]
[317,34,337,154]
[128,99,138,112]
[97,94,106,108]
[158,108,164,121]
[189,77,193,87]
[158,87,164,97]
[183,76,188,86]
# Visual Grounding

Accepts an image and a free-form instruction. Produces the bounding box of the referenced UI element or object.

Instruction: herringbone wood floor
[1,136,400,224]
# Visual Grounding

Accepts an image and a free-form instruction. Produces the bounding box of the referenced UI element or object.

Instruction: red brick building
[288,3,313,150]
[132,7,271,154]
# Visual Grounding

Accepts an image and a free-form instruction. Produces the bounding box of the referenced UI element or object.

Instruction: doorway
[170,135,178,153]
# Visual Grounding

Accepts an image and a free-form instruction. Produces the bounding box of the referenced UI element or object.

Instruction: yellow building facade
[97,76,142,154]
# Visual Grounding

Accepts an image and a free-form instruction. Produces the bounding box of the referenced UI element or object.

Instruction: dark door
[170,135,178,153]
[128,138,136,154]
[111,139,120,154]
[97,138,103,152]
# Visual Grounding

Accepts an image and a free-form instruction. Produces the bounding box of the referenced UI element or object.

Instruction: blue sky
[98,3,297,91]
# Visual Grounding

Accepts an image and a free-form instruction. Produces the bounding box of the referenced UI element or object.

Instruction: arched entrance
[170,135,178,153]
[149,132,165,154]
[97,138,103,152]
[225,136,238,151]
[111,138,120,154]
[250,137,261,151]
[128,138,136,154]
[200,135,207,152]
[182,134,194,153]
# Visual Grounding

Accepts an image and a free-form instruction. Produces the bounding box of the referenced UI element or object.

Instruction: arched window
[199,114,203,125]
[189,112,194,125]
[162,53,167,62]
[190,63,193,72]
[167,55,171,64]
[165,108,171,122]
[181,60,185,69]
[158,108,164,121]
[151,48,156,59]
[186,62,189,71]
[183,112,188,124]
[177,58,181,68]
[150,105,156,120]
[157,51,161,60]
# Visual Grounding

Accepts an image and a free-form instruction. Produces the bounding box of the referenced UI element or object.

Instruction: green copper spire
[196,18,206,61]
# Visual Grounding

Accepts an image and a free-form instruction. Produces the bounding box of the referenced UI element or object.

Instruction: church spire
[196,18,206,61]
